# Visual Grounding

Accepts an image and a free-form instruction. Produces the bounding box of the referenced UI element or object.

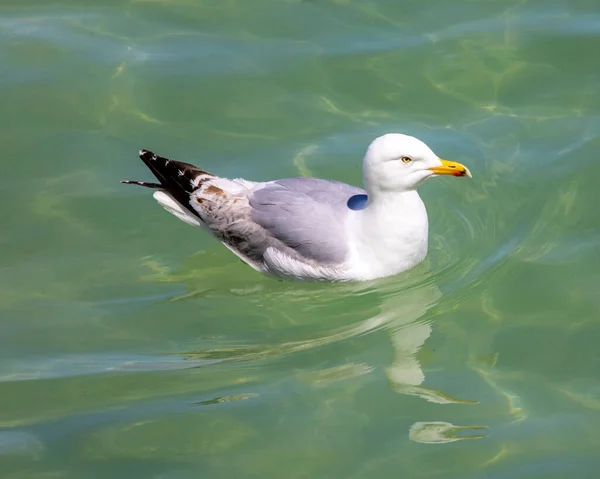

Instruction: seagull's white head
[362,133,471,193]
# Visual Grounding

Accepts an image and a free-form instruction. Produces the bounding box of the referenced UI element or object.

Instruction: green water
[2,0,600,477]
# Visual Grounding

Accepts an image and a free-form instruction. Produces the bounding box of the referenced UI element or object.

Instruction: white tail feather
[152,191,203,228]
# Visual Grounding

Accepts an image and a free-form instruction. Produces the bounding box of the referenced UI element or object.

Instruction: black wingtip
[139,149,155,161]
[121,180,163,189]
[124,148,206,221]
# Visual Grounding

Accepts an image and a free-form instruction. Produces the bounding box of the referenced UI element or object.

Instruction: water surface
[2,0,600,477]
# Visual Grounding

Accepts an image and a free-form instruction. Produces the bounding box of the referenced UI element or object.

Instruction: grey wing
[249,177,365,264]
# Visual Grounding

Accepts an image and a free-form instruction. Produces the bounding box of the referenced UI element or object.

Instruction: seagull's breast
[343,192,429,281]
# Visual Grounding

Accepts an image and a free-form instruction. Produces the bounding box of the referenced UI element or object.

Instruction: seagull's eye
[401,156,412,164]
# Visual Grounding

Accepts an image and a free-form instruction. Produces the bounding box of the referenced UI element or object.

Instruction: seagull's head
[362,133,471,193]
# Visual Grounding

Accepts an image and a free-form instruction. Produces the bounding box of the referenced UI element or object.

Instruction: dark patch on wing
[204,185,225,196]
[347,194,368,210]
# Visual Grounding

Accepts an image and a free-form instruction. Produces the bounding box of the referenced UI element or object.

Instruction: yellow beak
[429,159,472,178]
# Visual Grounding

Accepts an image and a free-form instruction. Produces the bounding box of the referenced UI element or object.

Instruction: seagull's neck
[365,188,420,214]
[346,189,429,280]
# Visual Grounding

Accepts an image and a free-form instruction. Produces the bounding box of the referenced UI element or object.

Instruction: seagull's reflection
[303,267,477,405]
[160,253,486,442]
[174,259,472,405]
[368,274,476,405]
[323,269,486,443]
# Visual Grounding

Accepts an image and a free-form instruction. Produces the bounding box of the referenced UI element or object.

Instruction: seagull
[122,133,471,282]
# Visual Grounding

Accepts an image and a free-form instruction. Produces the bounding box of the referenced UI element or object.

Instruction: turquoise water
[2,0,600,477]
